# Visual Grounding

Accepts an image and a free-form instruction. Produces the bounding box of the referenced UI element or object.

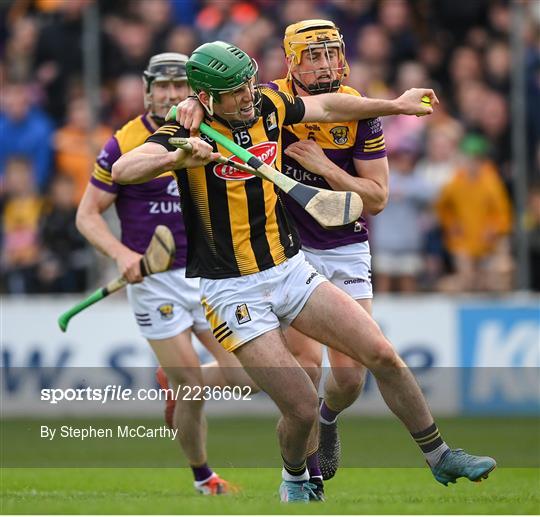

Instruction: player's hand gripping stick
[57,225,175,332]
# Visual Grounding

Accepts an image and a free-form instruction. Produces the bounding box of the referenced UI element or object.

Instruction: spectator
[435,134,513,292]
[3,16,38,82]
[38,174,91,293]
[415,122,463,288]
[108,74,146,129]
[371,142,434,293]
[485,40,510,94]
[377,0,418,67]
[132,0,174,41]
[477,90,511,185]
[1,157,43,293]
[166,25,199,55]
[448,46,483,92]
[34,0,91,121]
[0,79,55,192]
[524,184,540,291]
[382,61,430,153]
[53,97,112,203]
[104,16,154,78]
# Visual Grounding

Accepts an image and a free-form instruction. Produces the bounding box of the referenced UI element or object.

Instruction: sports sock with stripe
[411,423,450,467]
[282,456,309,482]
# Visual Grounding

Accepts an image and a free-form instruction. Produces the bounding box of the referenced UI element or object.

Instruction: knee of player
[166,368,203,389]
[366,338,400,370]
[332,366,367,396]
[285,390,319,428]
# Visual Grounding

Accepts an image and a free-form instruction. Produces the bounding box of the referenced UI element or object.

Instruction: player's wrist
[389,98,405,115]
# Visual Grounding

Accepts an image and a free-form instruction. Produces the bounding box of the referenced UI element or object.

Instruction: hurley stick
[57,225,175,332]
[166,107,363,229]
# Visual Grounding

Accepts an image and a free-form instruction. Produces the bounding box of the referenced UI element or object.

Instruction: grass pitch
[1,416,539,514]
[2,467,539,514]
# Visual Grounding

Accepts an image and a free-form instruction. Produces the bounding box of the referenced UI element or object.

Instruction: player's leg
[149,333,206,465]
[283,326,324,498]
[284,326,323,387]
[198,256,331,502]
[128,270,228,495]
[303,243,371,480]
[292,281,496,485]
[233,329,320,502]
[196,328,260,390]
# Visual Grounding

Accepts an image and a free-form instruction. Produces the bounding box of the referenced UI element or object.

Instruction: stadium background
[1,0,539,514]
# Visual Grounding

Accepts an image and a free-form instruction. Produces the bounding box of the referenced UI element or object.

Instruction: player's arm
[284,141,389,215]
[112,137,220,184]
[76,183,144,283]
[300,88,438,122]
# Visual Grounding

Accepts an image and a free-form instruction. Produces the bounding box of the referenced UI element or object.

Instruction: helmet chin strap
[291,73,340,95]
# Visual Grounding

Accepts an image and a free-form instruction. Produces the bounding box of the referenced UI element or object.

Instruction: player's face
[214,78,257,122]
[296,45,340,86]
[150,79,189,118]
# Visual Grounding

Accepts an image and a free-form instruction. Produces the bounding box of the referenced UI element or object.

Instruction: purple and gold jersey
[90,113,187,269]
[268,79,387,249]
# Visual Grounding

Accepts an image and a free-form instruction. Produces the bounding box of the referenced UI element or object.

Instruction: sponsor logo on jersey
[235,303,251,324]
[166,179,180,197]
[282,164,323,184]
[304,123,321,131]
[266,112,277,130]
[97,148,110,169]
[330,126,349,145]
[367,117,382,134]
[157,303,174,320]
[305,271,319,284]
[213,142,278,181]
[149,201,182,214]
[344,278,365,285]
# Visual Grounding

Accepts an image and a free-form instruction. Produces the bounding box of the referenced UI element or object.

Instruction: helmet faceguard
[283,19,349,95]
[187,41,262,128]
[143,52,189,121]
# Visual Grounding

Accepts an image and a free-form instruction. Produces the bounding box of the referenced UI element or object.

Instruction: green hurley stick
[57,225,175,332]
[57,278,126,332]
[166,107,363,229]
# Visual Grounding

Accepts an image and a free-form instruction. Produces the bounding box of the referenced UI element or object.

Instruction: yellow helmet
[283,19,349,93]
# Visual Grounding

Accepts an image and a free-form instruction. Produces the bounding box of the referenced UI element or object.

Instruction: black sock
[282,455,307,479]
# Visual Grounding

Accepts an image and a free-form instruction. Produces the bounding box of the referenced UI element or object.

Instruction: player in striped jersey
[113,42,495,503]
[265,19,390,490]
[76,53,255,495]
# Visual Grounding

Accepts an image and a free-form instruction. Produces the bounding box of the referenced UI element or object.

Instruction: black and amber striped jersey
[147,87,306,279]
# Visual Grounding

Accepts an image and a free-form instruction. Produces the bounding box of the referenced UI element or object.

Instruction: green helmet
[186,41,258,100]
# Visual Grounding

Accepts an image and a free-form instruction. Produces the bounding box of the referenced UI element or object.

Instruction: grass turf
[2,467,539,514]
[1,416,539,514]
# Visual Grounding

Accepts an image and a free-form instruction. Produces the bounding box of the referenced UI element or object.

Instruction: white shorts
[199,251,328,352]
[127,268,209,340]
[374,252,423,276]
[303,242,373,300]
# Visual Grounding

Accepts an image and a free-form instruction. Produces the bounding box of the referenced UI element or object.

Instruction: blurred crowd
[1,0,539,294]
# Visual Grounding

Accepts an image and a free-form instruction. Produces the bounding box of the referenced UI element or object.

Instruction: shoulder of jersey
[114,115,147,140]
[112,115,156,154]
[154,123,180,136]
[269,78,290,93]
[260,85,295,105]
